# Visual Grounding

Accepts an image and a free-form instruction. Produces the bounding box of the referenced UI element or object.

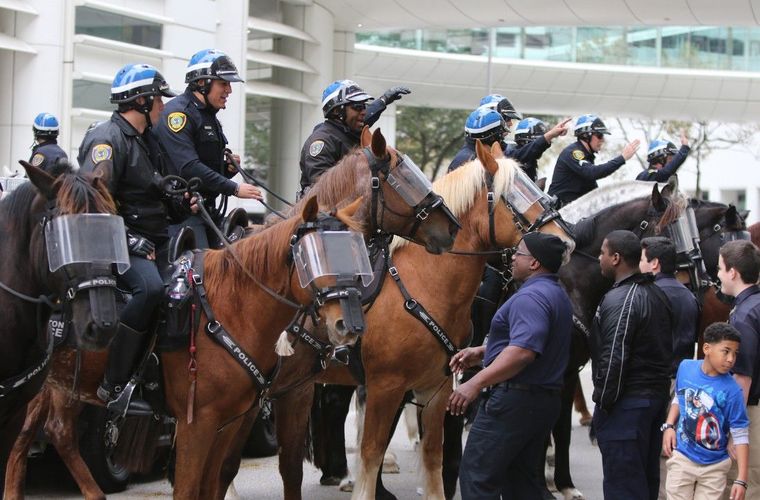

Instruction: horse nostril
[335,319,347,336]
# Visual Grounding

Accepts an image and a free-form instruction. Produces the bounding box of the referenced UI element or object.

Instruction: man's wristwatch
[660,422,675,432]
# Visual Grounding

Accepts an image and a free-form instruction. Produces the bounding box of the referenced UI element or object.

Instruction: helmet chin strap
[138,96,154,130]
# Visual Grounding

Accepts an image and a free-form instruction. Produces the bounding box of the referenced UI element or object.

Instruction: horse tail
[112,414,163,474]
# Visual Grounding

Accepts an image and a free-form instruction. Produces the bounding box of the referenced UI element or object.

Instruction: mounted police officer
[156,49,262,249]
[548,114,640,207]
[298,79,410,196]
[29,112,68,173]
[79,63,178,414]
[636,130,690,182]
[448,96,570,178]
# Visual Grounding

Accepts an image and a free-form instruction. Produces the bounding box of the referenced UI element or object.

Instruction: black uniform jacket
[29,141,68,173]
[548,141,625,205]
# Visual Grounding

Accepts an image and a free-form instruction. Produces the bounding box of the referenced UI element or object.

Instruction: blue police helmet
[479,94,522,121]
[33,112,60,139]
[514,117,548,146]
[573,114,610,138]
[185,49,243,84]
[465,106,508,144]
[647,139,678,164]
[321,80,373,118]
[110,64,177,104]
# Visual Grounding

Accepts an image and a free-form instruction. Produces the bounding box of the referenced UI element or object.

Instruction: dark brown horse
[0,160,120,488]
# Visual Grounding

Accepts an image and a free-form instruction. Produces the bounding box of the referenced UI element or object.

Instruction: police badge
[30,153,45,167]
[572,150,585,161]
[168,112,187,133]
[91,144,113,164]
[309,140,325,157]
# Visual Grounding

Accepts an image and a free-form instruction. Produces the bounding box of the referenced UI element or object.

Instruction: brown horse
[271,141,575,500]
[0,160,120,488]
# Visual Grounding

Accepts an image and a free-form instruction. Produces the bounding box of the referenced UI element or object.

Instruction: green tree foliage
[396,106,469,179]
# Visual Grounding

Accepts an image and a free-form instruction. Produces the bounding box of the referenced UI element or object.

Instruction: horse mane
[204,215,302,297]
[389,156,517,252]
[54,169,116,215]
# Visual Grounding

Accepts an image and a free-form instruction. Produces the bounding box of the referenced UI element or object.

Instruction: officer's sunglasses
[349,102,367,111]
[592,132,606,140]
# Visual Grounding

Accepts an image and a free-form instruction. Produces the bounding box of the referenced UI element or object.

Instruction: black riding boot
[97,322,152,416]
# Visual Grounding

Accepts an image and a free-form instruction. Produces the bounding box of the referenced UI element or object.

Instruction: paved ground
[24,366,605,499]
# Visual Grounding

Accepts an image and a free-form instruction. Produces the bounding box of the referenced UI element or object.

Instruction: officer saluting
[29,112,68,173]
[548,114,640,207]
[156,49,262,248]
[636,130,690,182]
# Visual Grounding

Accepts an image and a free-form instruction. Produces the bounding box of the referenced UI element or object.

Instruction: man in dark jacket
[29,112,68,173]
[591,230,673,500]
[298,79,410,196]
[640,236,699,375]
[548,115,640,207]
[79,63,179,414]
[636,130,691,182]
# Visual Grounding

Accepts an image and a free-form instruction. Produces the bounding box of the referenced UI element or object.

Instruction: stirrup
[105,380,153,418]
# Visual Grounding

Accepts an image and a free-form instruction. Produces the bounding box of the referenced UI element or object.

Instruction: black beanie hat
[522,232,567,273]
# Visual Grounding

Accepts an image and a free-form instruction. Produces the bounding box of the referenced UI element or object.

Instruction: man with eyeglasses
[548,114,640,208]
[298,80,410,198]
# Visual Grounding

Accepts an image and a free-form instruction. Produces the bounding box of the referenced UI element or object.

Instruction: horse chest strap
[203,320,270,391]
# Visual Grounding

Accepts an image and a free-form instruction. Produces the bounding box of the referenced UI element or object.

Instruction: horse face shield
[292,230,373,335]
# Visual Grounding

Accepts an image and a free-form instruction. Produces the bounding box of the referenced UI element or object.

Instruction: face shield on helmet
[321,80,373,119]
[514,118,548,146]
[185,49,244,86]
[33,112,60,140]
[574,114,610,139]
[465,107,508,145]
[479,94,522,121]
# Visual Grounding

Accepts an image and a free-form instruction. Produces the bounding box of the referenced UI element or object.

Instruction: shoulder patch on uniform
[91,144,113,164]
[167,112,187,133]
[30,153,45,167]
[572,150,585,161]
[309,140,325,157]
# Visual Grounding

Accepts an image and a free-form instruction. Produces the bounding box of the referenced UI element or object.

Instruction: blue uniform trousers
[593,396,668,500]
[459,386,561,500]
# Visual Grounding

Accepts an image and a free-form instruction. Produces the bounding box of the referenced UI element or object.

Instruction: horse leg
[415,385,450,500]
[311,384,355,487]
[276,383,315,500]
[203,419,245,500]
[218,411,259,499]
[0,402,28,490]
[352,385,405,500]
[4,388,50,499]
[554,374,584,500]
[573,378,592,426]
[44,389,105,500]
[173,414,222,500]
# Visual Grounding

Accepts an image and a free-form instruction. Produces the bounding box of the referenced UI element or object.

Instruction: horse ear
[651,183,667,212]
[536,177,547,191]
[302,196,319,222]
[476,140,498,176]
[661,175,678,199]
[370,128,386,158]
[725,204,738,226]
[18,160,56,199]
[93,162,112,188]
[740,209,751,223]
[336,197,363,223]
[490,141,506,159]
[360,126,372,148]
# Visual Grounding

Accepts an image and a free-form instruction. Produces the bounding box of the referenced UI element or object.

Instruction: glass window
[72,80,111,112]
[75,6,162,49]
[245,95,271,181]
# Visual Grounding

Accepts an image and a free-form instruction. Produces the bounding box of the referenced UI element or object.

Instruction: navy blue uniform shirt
[636,145,691,182]
[447,137,549,181]
[483,273,572,389]
[548,140,626,206]
[29,141,68,173]
[729,285,760,400]
[654,273,699,375]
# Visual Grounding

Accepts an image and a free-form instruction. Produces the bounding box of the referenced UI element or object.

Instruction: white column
[746,187,760,225]
[269,2,334,205]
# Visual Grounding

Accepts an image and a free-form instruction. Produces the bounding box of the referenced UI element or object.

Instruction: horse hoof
[383,451,400,473]
[561,487,585,500]
[579,414,592,426]
[339,478,354,492]
[319,475,342,486]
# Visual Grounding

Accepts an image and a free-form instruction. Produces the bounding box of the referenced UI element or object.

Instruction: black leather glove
[380,86,411,106]
[126,231,155,258]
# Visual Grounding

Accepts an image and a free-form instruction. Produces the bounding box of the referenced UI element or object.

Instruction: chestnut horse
[0,161,120,487]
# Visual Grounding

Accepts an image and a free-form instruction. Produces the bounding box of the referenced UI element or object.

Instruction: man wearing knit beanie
[448,231,572,499]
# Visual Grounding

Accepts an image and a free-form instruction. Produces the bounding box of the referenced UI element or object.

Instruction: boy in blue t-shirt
[662,322,750,500]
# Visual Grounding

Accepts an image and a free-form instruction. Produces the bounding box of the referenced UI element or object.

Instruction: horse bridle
[362,147,459,242]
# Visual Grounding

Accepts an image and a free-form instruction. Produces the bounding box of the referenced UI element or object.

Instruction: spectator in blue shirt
[447,232,571,500]
[662,322,749,500]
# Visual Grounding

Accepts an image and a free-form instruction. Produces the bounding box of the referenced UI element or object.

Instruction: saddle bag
[161,252,196,348]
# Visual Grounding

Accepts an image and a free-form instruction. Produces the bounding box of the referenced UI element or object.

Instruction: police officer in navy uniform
[548,115,640,207]
[512,117,570,182]
[298,80,410,196]
[448,96,569,176]
[29,112,68,173]
[79,63,179,414]
[636,130,690,182]
[156,49,262,249]
[448,232,572,499]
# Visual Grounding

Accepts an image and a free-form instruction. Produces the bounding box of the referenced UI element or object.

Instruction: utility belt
[483,381,561,398]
